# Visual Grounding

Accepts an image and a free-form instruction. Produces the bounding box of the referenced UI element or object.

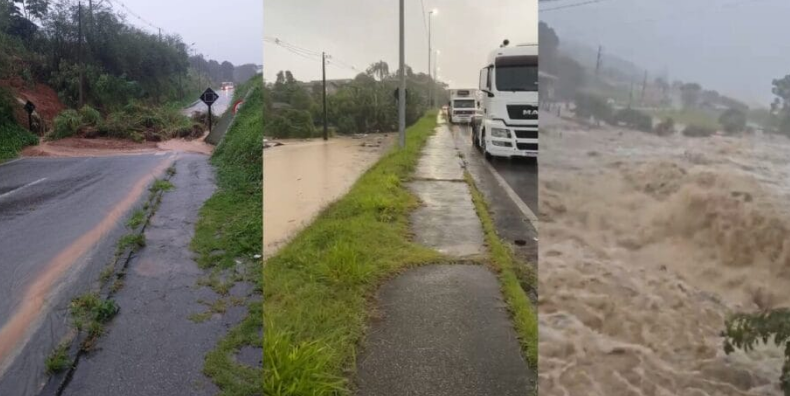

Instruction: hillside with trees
[0,0,257,156]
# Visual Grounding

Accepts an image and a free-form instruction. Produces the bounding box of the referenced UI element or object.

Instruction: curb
[38,163,178,396]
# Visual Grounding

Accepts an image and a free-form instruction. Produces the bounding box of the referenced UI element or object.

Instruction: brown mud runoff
[0,156,174,376]
[263,135,392,258]
[540,112,790,395]
[22,134,213,157]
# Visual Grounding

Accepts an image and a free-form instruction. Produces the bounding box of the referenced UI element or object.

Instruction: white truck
[472,40,538,160]
[447,89,478,124]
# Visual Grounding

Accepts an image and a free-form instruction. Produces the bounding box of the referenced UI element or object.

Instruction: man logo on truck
[523,109,538,116]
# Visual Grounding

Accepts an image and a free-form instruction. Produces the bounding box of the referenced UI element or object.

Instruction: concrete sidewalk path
[354,119,533,395]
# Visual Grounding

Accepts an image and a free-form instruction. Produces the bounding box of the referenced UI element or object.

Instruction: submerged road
[0,153,173,395]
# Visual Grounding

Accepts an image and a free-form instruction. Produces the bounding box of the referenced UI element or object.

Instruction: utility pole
[159,28,162,42]
[428,11,432,109]
[628,80,634,109]
[433,51,438,108]
[322,52,328,141]
[398,0,406,148]
[640,70,648,105]
[78,1,84,108]
[595,45,603,78]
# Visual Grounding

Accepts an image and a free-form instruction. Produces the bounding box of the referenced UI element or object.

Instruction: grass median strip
[263,112,442,396]
[464,171,538,368]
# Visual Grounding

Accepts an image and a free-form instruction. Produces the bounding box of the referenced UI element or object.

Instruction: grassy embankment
[0,88,37,162]
[190,76,263,395]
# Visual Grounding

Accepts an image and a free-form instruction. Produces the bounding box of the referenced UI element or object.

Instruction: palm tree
[366,61,390,81]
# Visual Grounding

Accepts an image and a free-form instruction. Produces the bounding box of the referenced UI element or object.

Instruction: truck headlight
[491,128,510,138]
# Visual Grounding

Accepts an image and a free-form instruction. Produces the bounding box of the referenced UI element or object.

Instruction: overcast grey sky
[263,0,537,88]
[117,0,262,65]
[541,0,790,107]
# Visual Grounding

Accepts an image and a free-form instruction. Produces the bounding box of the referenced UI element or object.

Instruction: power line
[419,0,428,38]
[542,0,612,12]
[104,0,164,33]
[264,37,360,73]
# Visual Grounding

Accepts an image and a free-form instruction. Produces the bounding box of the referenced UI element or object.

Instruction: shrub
[575,91,613,124]
[682,124,716,138]
[51,109,83,140]
[654,117,675,136]
[615,108,653,132]
[719,108,747,134]
[268,109,316,139]
[79,105,101,126]
[723,309,790,395]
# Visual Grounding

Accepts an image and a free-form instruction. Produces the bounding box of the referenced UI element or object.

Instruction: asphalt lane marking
[0,178,47,200]
[483,161,539,232]
[0,158,23,168]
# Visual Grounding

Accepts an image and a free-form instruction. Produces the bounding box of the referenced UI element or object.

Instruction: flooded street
[263,135,392,258]
[539,112,790,395]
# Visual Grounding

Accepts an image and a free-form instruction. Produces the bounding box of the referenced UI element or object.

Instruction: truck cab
[448,89,477,124]
[472,41,538,160]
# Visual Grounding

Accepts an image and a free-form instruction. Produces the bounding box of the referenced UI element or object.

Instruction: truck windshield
[494,55,538,92]
[452,99,475,109]
[495,65,538,92]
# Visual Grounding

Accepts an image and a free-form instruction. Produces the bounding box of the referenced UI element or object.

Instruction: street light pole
[428,9,436,109]
[398,0,406,148]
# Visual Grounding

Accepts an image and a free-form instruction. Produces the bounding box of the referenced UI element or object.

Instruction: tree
[680,82,702,109]
[366,60,389,81]
[220,61,234,82]
[719,108,746,134]
[14,0,49,20]
[722,309,790,396]
[539,21,559,70]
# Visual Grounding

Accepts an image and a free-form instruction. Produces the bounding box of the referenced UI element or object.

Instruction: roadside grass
[126,209,146,229]
[465,172,538,368]
[150,179,174,193]
[190,76,263,395]
[116,233,145,254]
[0,123,38,162]
[69,293,119,350]
[45,343,71,375]
[0,88,38,161]
[263,112,442,396]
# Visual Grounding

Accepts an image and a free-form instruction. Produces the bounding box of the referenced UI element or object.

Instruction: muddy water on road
[263,136,392,258]
[0,156,174,384]
[540,113,790,395]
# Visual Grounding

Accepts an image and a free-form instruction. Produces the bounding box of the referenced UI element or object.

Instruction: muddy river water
[263,135,392,258]
[540,112,790,395]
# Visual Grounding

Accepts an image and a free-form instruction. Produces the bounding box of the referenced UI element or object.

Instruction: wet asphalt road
[450,123,538,279]
[0,154,172,396]
[451,124,538,215]
[182,87,235,117]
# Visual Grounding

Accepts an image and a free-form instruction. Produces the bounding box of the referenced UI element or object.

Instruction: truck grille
[514,130,538,139]
[516,142,538,151]
[507,105,538,120]
[454,110,474,115]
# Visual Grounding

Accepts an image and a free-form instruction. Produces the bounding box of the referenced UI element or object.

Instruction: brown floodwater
[263,135,392,258]
[540,112,790,396]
